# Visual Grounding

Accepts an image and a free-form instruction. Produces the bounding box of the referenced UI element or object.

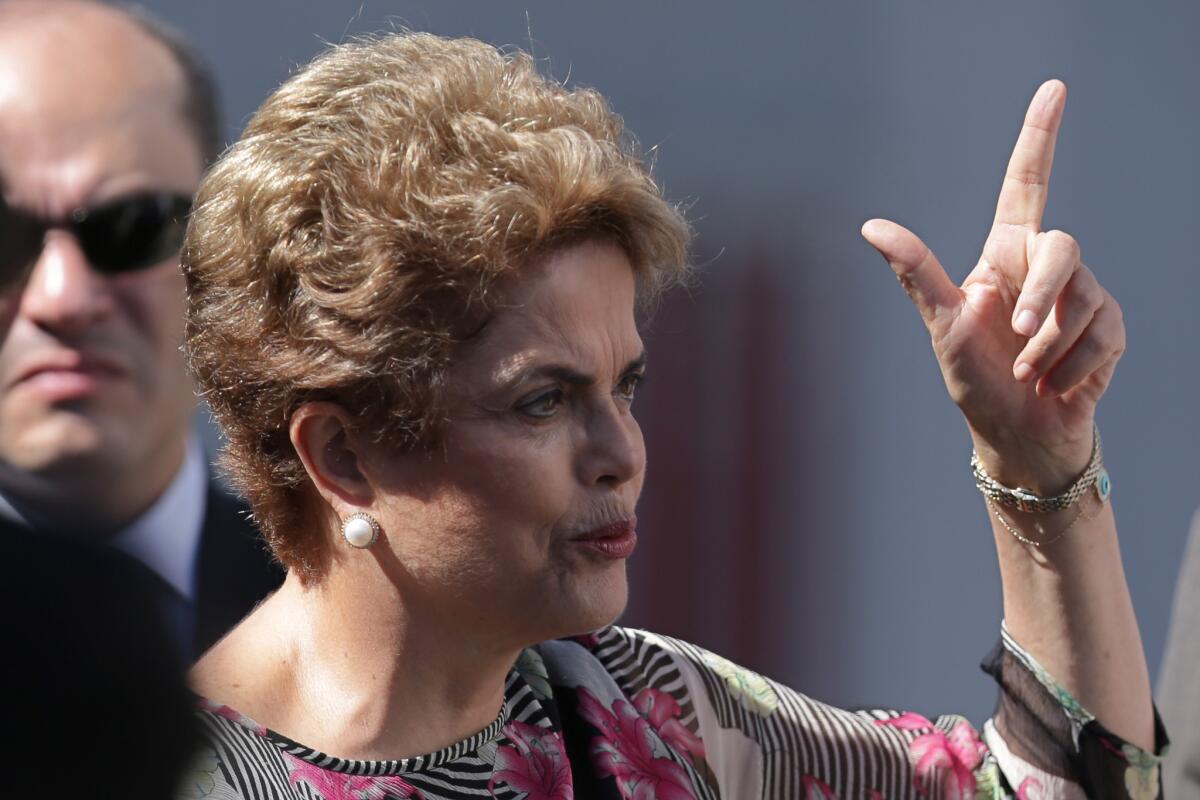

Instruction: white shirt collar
[0,437,209,602]
[111,437,208,602]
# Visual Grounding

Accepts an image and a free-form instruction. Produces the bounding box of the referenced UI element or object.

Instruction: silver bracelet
[971,424,1111,514]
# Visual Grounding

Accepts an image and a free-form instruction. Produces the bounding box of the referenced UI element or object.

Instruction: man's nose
[18,230,116,335]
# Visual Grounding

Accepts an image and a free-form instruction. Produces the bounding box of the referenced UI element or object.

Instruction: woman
[181,33,1164,799]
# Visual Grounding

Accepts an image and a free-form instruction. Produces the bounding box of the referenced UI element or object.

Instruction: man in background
[0,0,282,659]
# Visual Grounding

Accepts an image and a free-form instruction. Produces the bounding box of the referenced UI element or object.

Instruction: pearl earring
[341,512,380,549]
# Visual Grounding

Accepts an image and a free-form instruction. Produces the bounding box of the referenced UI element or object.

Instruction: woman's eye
[616,373,643,402]
[518,389,562,419]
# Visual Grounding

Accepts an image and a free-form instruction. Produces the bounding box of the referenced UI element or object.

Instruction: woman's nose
[578,400,645,489]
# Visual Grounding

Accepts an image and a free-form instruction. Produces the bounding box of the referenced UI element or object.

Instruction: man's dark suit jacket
[0,480,283,657]
[192,483,285,653]
[3,529,200,798]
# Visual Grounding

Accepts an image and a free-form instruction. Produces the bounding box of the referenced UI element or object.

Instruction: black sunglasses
[0,192,192,292]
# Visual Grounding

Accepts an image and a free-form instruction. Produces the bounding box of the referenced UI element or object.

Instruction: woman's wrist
[967,425,1094,496]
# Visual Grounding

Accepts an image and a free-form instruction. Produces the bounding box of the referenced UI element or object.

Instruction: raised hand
[862,80,1125,491]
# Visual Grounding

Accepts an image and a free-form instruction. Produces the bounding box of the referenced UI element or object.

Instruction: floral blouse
[182,625,1167,799]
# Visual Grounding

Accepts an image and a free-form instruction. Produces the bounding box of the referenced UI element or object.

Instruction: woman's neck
[193,563,520,762]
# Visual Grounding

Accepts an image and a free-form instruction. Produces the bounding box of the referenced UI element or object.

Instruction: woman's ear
[289,402,373,509]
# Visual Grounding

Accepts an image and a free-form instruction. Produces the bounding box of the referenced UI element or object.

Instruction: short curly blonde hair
[183,33,690,580]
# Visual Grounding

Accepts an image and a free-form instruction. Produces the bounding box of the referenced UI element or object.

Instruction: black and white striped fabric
[181,626,1159,799]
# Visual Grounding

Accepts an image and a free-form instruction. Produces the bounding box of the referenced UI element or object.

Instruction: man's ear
[289,402,373,509]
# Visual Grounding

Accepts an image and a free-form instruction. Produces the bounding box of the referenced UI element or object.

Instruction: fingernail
[1013,362,1036,383]
[1014,309,1039,337]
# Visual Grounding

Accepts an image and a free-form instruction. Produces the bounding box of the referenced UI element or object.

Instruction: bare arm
[863,80,1154,750]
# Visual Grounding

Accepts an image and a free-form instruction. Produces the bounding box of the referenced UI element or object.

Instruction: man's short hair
[118,2,223,165]
[1,0,223,165]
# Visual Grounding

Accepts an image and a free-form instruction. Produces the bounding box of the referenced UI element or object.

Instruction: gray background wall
[166,1,1200,724]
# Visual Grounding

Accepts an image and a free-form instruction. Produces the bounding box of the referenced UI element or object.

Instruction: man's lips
[10,353,128,398]
[570,517,638,559]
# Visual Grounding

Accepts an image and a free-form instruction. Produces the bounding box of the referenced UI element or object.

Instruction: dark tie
[102,546,198,662]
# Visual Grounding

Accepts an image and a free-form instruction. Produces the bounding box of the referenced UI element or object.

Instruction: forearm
[863,74,1155,759]
[989,494,1154,751]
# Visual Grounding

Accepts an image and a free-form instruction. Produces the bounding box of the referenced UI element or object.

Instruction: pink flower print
[875,713,985,800]
[1016,776,1044,799]
[574,632,603,649]
[284,754,422,799]
[803,775,839,799]
[877,712,937,732]
[198,700,268,736]
[576,686,698,800]
[802,776,884,799]
[488,720,573,800]
[632,688,705,766]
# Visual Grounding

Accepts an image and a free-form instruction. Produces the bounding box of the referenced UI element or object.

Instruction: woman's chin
[545,567,629,640]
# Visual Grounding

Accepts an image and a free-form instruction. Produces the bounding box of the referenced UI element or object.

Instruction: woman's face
[372,239,648,649]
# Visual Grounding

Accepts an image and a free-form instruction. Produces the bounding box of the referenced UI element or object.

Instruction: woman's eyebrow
[624,352,649,374]
[505,351,647,389]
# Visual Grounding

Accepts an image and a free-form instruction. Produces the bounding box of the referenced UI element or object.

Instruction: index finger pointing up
[992,79,1067,232]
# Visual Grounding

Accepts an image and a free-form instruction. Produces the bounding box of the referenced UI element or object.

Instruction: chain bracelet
[986,493,1102,548]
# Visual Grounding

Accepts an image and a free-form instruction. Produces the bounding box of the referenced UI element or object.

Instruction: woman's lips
[571,517,638,559]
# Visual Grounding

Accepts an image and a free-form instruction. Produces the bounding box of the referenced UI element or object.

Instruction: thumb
[861,218,961,330]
